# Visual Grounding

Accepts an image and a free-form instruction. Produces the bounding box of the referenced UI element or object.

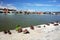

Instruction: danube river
[0,13,60,31]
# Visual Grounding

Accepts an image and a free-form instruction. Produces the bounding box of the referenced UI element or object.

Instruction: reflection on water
[0,13,60,31]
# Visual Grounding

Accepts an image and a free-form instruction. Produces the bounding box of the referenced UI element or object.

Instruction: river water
[0,13,60,31]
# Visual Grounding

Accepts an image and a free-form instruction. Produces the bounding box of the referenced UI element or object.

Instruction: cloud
[24,3,33,6]
[27,9,35,12]
[0,2,17,10]
[24,3,53,6]
[0,1,3,5]
[34,4,53,6]
[56,5,60,7]
[0,6,6,9]
[6,4,17,10]
[0,4,17,10]
[48,0,57,2]
[24,3,60,7]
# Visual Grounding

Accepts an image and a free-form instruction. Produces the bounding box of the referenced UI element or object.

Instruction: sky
[0,0,60,12]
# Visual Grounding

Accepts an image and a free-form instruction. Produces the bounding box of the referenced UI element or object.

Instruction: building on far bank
[0,8,16,13]
[52,12,60,15]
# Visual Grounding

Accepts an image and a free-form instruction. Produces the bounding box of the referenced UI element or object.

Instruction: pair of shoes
[30,25,34,30]
[23,29,30,34]
[4,30,12,35]
[18,29,22,33]
[8,30,12,34]
[4,30,7,34]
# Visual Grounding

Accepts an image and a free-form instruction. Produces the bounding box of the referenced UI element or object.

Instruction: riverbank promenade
[0,22,60,40]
